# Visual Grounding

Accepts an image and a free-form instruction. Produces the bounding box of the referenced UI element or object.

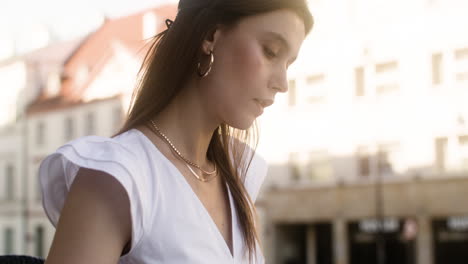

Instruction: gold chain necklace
[148,120,218,182]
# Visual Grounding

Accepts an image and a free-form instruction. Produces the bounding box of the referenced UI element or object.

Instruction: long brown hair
[116,0,313,261]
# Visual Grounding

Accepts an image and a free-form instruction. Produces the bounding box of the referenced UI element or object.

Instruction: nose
[271,66,288,93]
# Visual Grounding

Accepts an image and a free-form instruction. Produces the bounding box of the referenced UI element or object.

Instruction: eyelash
[263,46,277,59]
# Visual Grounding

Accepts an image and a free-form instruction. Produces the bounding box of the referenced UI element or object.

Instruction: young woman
[39,0,313,263]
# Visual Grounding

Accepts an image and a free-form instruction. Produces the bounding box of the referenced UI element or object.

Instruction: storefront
[433,216,468,264]
[348,218,416,264]
[261,176,468,264]
[274,222,334,264]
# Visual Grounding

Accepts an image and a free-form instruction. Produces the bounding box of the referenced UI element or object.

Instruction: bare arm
[45,168,132,264]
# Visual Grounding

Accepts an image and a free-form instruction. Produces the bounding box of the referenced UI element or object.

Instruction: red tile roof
[26,4,177,116]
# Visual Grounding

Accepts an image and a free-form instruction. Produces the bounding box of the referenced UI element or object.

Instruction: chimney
[142,12,158,41]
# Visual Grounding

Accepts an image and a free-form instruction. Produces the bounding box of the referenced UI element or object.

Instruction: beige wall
[259,175,468,264]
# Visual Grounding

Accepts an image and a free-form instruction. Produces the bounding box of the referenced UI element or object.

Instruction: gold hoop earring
[197,51,214,78]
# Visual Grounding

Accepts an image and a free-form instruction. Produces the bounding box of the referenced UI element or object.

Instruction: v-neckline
[133,128,236,259]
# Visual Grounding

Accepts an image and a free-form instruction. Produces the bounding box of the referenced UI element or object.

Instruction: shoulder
[45,166,132,263]
[38,129,153,255]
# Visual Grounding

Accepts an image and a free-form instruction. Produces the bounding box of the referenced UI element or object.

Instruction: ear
[201,25,223,54]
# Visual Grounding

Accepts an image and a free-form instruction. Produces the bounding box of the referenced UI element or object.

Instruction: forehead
[233,9,306,51]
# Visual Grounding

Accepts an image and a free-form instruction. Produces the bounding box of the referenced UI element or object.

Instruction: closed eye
[263,46,277,59]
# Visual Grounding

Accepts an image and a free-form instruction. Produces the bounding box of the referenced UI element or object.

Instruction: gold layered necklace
[147,120,218,182]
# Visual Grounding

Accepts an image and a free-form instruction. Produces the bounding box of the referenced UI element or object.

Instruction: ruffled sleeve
[38,135,149,255]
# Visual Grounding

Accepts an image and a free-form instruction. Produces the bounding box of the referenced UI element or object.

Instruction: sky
[0,0,176,56]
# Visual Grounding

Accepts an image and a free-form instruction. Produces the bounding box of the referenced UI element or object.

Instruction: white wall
[0,61,27,127]
[257,0,468,186]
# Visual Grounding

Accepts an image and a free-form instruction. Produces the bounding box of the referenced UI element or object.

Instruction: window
[289,152,301,181]
[377,150,392,174]
[36,168,42,202]
[355,66,365,96]
[376,61,398,73]
[5,164,14,200]
[36,122,45,146]
[458,135,468,170]
[305,74,326,104]
[4,228,14,254]
[75,65,89,87]
[432,53,443,85]
[306,151,333,181]
[375,61,399,94]
[85,112,95,135]
[64,117,74,141]
[35,226,44,258]
[377,143,399,176]
[435,137,448,172]
[288,79,297,106]
[454,48,468,81]
[455,48,468,60]
[46,71,61,97]
[289,151,334,182]
[357,147,371,178]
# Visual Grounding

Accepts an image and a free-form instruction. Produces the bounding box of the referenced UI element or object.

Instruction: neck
[149,80,221,166]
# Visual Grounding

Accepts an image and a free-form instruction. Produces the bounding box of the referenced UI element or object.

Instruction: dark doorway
[275,223,334,264]
[433,217,468,264]
[348,218,416,264]
[315,222,334,264]
[276,224,307,264]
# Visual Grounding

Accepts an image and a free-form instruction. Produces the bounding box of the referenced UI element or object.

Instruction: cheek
[218,40,267,112]
[209,37,268,119]
[233,41,264,81]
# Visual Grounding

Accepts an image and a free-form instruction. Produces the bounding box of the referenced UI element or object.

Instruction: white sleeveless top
[38,128,268,264]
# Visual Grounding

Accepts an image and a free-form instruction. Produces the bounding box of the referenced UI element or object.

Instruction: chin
[226,116,256,131]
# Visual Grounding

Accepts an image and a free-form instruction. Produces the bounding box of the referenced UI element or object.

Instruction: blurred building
[0,38,83,256]
[256,0,468,263]
[1,0,468,263]
[0,4,176,257]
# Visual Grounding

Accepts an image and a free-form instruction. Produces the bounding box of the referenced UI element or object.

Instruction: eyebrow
[264,31,298,64]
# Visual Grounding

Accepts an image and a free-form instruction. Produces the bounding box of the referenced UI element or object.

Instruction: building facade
[0,4,176,257]
[1,0,468,262]
[256,0,468,263]
[0,38,83,256]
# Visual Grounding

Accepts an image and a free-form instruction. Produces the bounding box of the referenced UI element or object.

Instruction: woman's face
[201,9,306,130]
